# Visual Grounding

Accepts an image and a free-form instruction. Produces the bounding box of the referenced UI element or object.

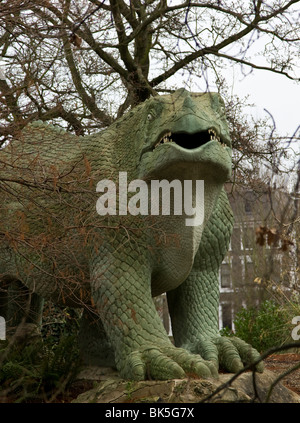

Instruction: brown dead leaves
[255,225,294,251]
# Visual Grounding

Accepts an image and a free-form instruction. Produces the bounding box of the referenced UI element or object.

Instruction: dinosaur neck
[148,177,223,296]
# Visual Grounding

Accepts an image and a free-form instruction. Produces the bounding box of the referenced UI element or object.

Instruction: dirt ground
[264,353,300,396]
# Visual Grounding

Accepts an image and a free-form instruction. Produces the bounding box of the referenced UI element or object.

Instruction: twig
[200,342,300,403]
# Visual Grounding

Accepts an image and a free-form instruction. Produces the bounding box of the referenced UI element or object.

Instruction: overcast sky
[228,68,300,137]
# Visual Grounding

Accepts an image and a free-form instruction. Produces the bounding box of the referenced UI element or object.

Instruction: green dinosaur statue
[0,89,263,380]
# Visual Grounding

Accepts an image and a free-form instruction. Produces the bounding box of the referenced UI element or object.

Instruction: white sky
[228,68,300,137]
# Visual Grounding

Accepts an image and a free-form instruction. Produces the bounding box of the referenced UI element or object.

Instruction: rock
[72,367,300,403]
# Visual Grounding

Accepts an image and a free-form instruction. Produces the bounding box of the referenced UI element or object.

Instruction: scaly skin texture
[0,89,263,380]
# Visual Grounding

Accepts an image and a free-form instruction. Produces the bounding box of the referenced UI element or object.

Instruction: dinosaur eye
[147,113,154,121]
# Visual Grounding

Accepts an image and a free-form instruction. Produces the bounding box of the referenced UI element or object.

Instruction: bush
[230,300,293,353]
[0,335,80,402]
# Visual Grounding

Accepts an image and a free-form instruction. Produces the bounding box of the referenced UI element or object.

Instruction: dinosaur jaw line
[152,128,229,151]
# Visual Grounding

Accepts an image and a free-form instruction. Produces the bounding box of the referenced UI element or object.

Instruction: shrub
[0,335,80,402]
[230,300,293,353]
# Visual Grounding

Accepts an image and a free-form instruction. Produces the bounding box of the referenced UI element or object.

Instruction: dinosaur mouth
[153,128,227,150]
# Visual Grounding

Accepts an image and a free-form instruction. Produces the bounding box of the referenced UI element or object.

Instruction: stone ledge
[72,367,300,403]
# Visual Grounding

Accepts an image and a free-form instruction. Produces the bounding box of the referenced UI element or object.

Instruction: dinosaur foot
[118,344,219,381]
[188,336,264,374]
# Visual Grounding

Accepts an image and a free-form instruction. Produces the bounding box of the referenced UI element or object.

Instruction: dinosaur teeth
[153,129,225,150]
[208,128,221,142]
[154,131,173,148]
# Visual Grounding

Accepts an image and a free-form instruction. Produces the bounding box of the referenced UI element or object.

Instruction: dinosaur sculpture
[0,89,263,380]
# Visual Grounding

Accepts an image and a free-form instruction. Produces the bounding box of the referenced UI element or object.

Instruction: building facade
[219,184,299,330]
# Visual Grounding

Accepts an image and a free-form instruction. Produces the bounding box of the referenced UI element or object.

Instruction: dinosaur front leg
[90,251,216,381]
[167,269,263,374]
[167,189,263,374]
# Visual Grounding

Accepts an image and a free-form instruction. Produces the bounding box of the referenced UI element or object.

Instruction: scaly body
[0,89,263,379]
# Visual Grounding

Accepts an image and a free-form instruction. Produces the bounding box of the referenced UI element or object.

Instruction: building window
[220,301,233,330]
[232,227,241,252]
[269,256,282,284]
[244,260,255,284]
[221,263,231,289]
[242,226,255,250]
[245,199,252,213]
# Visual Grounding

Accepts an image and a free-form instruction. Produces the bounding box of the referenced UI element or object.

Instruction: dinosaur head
[137,89,232,182]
